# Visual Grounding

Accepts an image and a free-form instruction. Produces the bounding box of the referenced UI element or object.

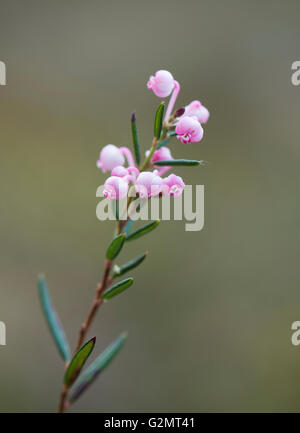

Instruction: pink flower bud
[175,116,204,144]
[96,145,125,173]
[111,166,140,186]
[135,171,163,198]
[151,146,173,164]
[147,70,175,98]
[162,174,185,197]
[111,165,129,177]
[184,100,210,124]
[103,176,129,200]
[146,146,173,176]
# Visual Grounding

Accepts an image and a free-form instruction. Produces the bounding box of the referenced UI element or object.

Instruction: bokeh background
[0,0,300,412]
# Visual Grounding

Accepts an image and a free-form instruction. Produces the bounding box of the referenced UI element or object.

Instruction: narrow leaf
[101,278,133,301]
[106,233,126,260]
[64,337,96,387]
[38,275,71,362]
[125,220,160,242]
[154,103,165,139]
[154,159,201,166]
[69,333,128,403]
[131,112,141,165]
[113,252,148,278]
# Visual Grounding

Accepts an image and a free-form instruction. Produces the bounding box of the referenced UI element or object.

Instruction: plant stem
[57,259,113,413]
[75,259,112,352]
[57,130,169,412]
[139,138,157,171]
[58,385,68,413]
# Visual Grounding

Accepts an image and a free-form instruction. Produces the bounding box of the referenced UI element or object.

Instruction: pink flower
[135,171,163,198]
[175,116,204,144]
[103,176,129,200]
[111,165,140,184]
[97,145,135,173]
[147,70,175,98]
[146,146,173,176]
[184,100,210,124]
[97,145,125,173]
[162,174,185,197]
[151,146,172,164]
[111,165,128,177]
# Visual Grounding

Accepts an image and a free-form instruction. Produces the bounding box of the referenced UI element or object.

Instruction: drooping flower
[135,171,163,198]
[147,70,175,98]
[97,144,125,173]
[111,165,140,184]
[110,165,128,177]
[184,100,210,124]
[162,174,185,197]
[97,145,135,173]
[103,176,129,200]
[175,116,204,144]
[146,146,173,176]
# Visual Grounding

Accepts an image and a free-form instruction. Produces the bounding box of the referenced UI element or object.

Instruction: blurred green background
[0,0,300,412]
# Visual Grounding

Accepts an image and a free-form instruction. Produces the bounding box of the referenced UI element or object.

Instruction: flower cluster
[97,69,210,201]
[38,69,211,413]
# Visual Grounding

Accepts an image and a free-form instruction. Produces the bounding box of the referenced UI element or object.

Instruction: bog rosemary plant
[37,69,210,412]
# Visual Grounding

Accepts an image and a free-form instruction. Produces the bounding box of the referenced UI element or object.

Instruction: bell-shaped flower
[111,165,129,177]
[146,146,173,176]
[135,171,163,198]
[96,145,125,173]
[97,145,135,173]
[103,176,129,200]
[162,174,185,197]
[147,70,175,98]
[175,116,204,144]
[184,100,209,124]
[111,165,140,184]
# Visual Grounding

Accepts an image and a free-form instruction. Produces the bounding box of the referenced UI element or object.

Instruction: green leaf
[101,278,133,301]
[113,252,148,278]
[64,337,96,387]
[154,159,201,166]
[131,112,141,165]
[125,220,160,242]
[154,103,165,139]
[37,275,71,362]
[69,333,127,403]
[106,233,126,260]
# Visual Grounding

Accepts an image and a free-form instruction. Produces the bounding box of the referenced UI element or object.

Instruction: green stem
[139,128,169,172]
[139,138,157,171]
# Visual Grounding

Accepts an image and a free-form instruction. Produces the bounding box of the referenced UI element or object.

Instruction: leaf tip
[37,273,45,284]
